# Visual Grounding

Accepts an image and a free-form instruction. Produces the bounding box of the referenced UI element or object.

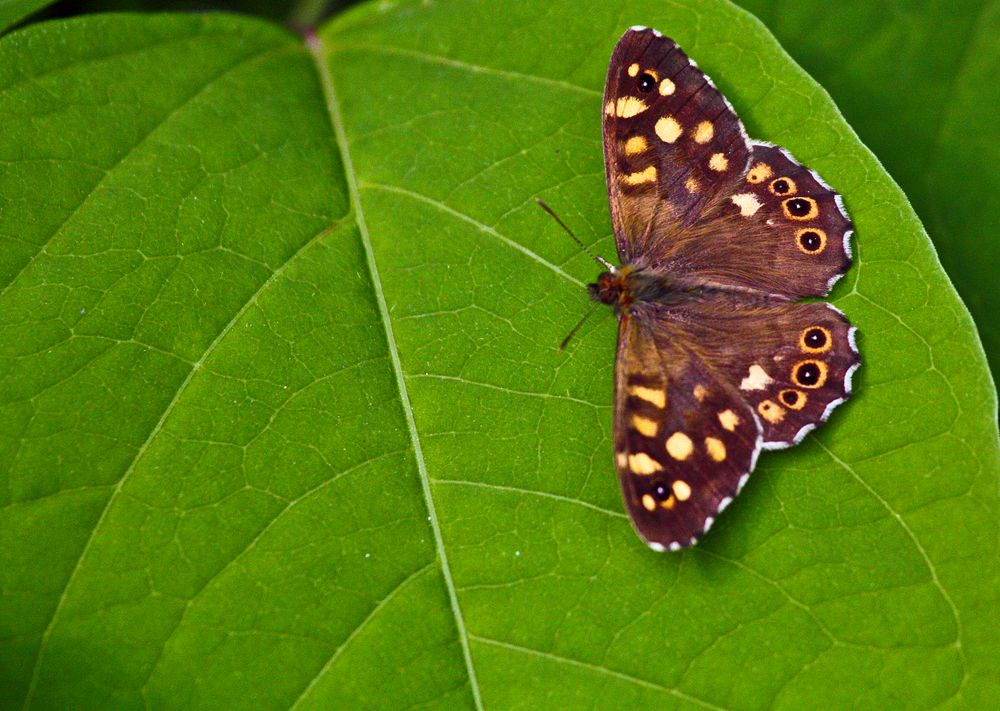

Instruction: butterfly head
[588,267,634,310]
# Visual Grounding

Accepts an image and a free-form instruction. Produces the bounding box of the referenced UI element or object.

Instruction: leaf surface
[1,2,997,710]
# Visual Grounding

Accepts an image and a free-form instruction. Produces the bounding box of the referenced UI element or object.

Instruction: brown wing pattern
[601,28,860,550]
[604,28,854,299]
[602,27,751,263]
[658,298,861,449]
[613,311,762,549]
[659,141,855,298]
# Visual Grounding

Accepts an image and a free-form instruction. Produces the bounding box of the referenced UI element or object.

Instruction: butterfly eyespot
[792,359,828,388]
[758,399,786,424]
[650,481,676,509]
[796,228,827,253]
[800,326,832,353]
[783,196,819,220]
[637,72,657,92]
[779,389,807,410]
[769,177,796,195]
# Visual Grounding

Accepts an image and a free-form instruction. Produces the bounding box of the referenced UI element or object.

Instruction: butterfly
[585,27,860,551]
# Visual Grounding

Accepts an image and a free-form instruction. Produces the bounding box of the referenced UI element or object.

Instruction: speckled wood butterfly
[585,27,860,551]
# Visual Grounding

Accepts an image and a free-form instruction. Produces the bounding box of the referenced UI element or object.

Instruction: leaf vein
[307,33,483,711]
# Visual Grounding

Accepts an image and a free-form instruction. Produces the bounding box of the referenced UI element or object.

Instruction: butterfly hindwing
[603,28,751,262]
[614,312,762,549]
[655,297,861,449]
[720,302,859,448]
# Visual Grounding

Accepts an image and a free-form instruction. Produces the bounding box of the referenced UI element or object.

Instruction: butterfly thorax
[588,264,694,313]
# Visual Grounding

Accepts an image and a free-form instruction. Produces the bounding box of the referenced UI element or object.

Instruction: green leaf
[0,0,57,33]
[732,0,1000,384]
[1,2,997,710]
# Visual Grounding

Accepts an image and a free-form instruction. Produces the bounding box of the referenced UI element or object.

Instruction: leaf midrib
[304,32,485,710]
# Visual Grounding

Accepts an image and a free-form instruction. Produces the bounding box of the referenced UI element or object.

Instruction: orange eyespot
[769,177,796,196]
[746,162,773,183]
[800,326,832,354]
[779,389,807,410]
[637,69,659,92]
[758,399,785,424]
[796,228,827,254]
[783,197,819,220]
[792,359,828,389]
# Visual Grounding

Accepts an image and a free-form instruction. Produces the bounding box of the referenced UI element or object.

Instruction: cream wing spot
[629,452,663,475]
[631,415,658,437]
[718,409,739,432]
[740,364,773,391]
[694,121,714,143]
[659,78,676,95]
[684,176,700,193]
[642,494,656,511]
[616,96,649,118]
[604,100,614,116]
[693,384,707,402]
[709,153,728,171]
[731,192,763,217]
[672,480,692,501]
[622,165,657,185]
[655,116,682,143]
[627,385,666,408]
[705,437,726,462]
[616,451,628,469]
[628,62,640,77]
[624,135,648,155]
[666,432,694,461]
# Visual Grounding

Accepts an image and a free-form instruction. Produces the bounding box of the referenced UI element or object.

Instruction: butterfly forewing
[614,312,762,549]
[602,28,751,263]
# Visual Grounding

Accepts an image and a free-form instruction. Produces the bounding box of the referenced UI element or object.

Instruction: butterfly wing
[603,28,853,299]
[662,297,861,449]
[613,298,859,549]
[613,310,762,549]
[602,27,751,262]
[664,141,855,297]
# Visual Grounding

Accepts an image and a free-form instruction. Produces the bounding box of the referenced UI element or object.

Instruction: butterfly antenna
[558,301,602,352]
[535,199,615,271]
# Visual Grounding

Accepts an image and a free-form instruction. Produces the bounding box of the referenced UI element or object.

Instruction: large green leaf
[1,2,997,709]
[733,0,1000,382]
